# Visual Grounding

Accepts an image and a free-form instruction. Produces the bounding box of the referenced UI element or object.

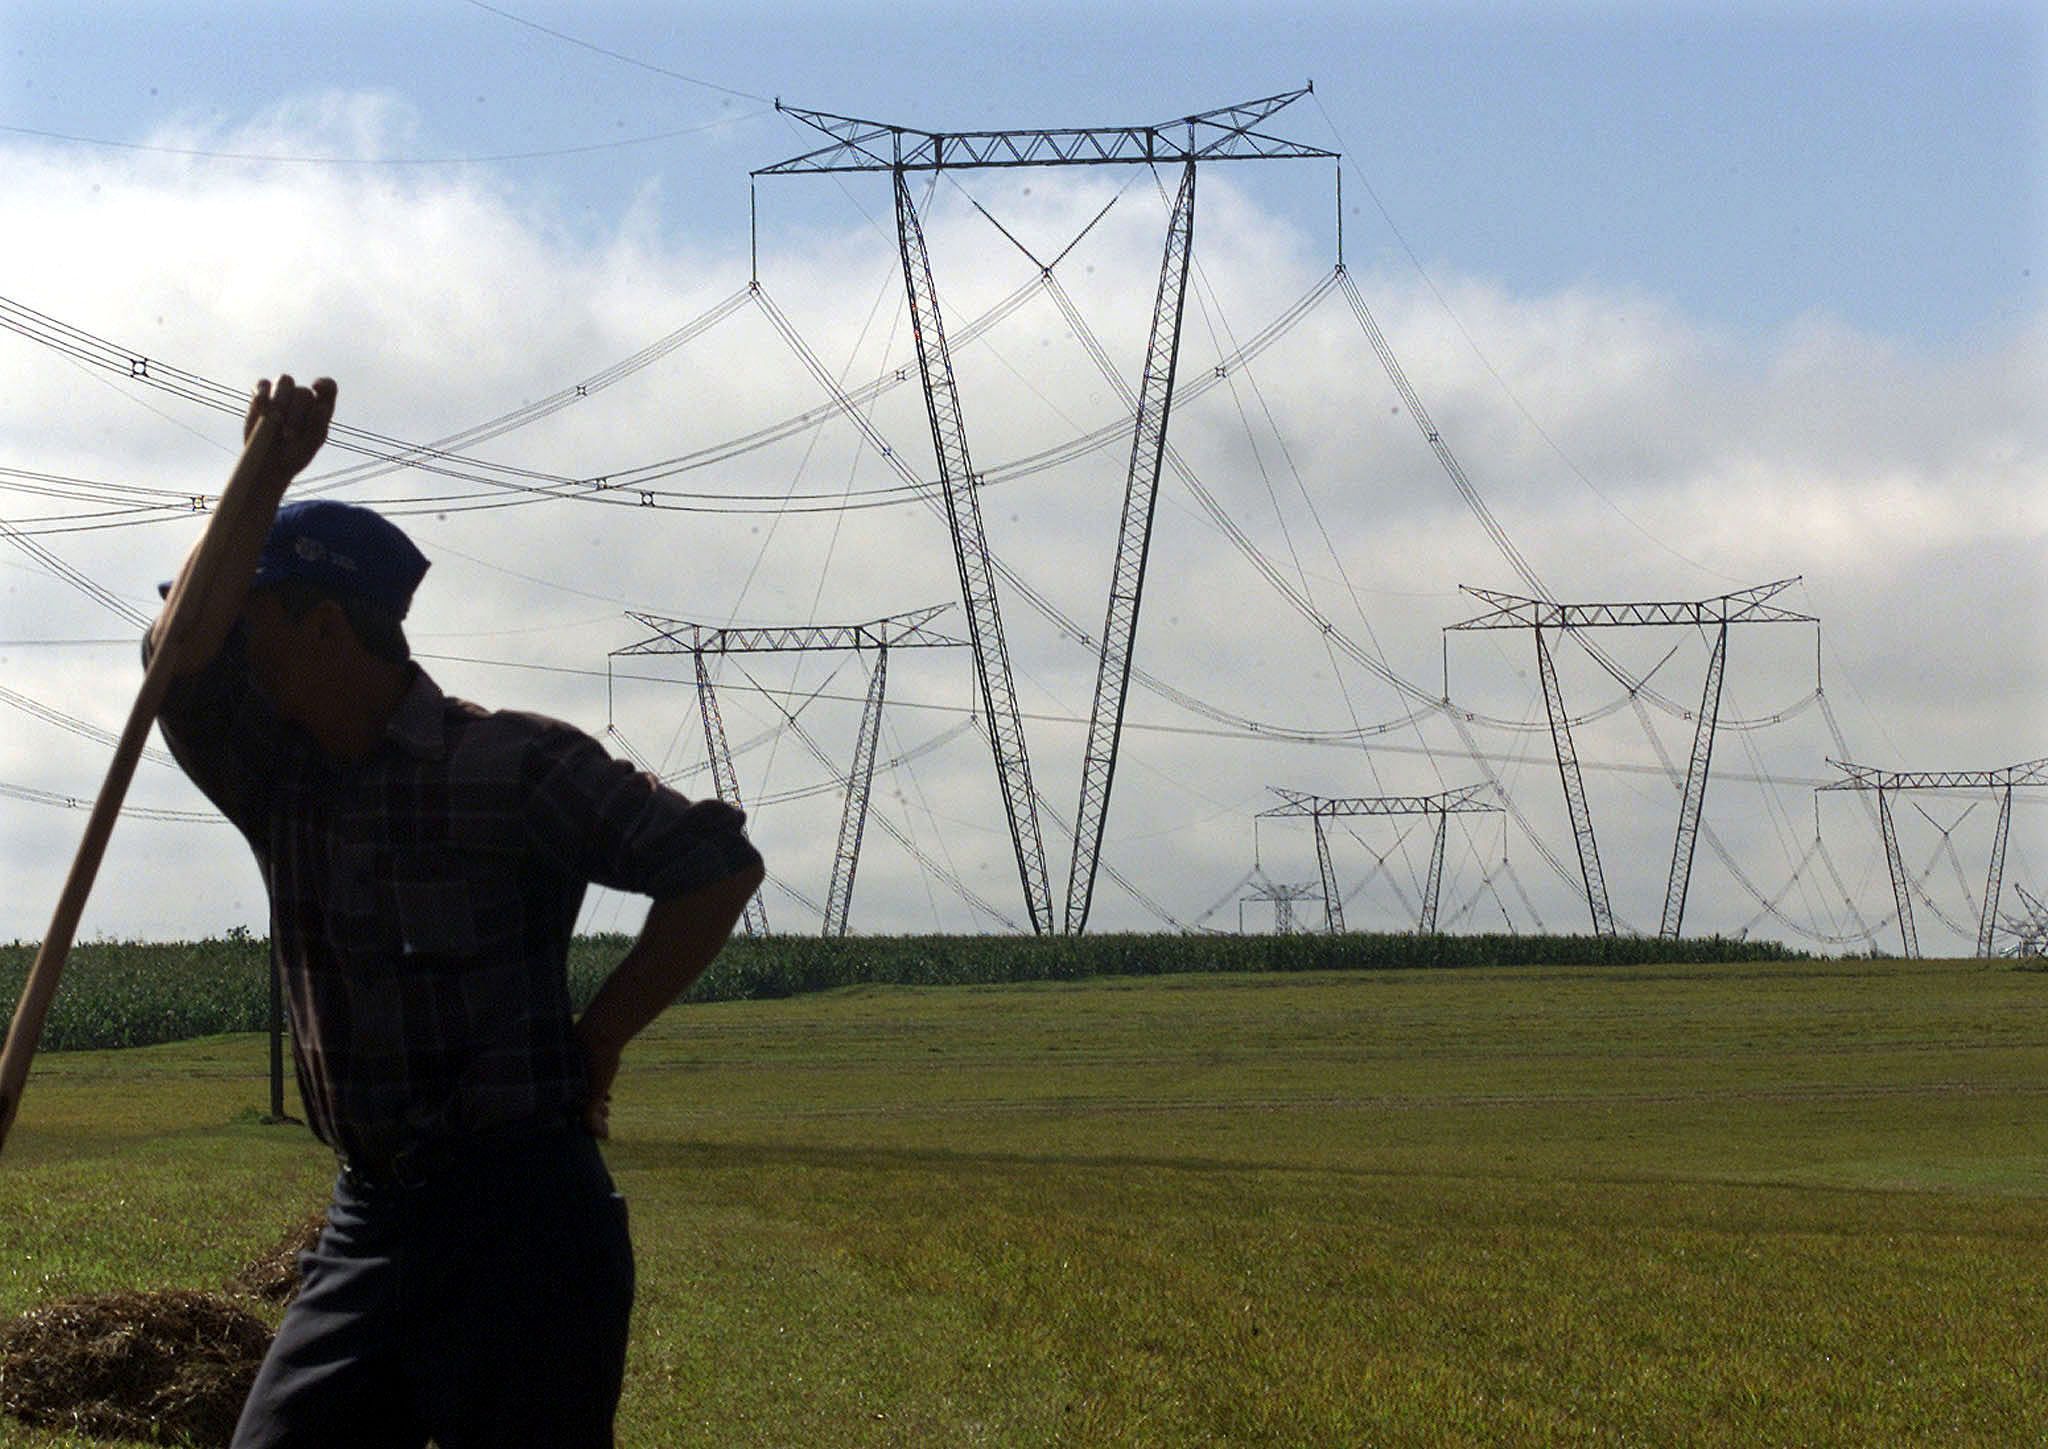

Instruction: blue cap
[251,500,429,617]
[159,499,429,618]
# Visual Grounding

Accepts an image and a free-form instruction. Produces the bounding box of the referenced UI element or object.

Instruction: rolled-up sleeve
[522,724,763,899]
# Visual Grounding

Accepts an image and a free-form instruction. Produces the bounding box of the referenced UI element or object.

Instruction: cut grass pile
[0,1211,319,1445]
[0,1291,268,1446]
[0,955,2040,1445]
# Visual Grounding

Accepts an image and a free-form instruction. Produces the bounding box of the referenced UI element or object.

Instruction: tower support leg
[1313,815,1344,934]
[892,171,1052,933]
[1536,626,1614,936]
[1661,623,1727,939]
[1979,785,2013,957]
[696,651,768,937]
[1877,786,1917,958]
[824,647,888,937]
[1066,159,1197,934]
[1420,809,1448,934]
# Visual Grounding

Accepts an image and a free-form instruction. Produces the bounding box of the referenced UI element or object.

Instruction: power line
[1307,91,1740,584]
[0,146,2006,948]
[0,683,176,769]
[0,286,1884,941]
[0,514,152,628]
[0,777,217,823]
[457,0,773,104]
[433,648,1887,796]
[0,639,132,648]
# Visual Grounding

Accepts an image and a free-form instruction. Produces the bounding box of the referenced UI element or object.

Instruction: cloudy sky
[1,1,2041,953]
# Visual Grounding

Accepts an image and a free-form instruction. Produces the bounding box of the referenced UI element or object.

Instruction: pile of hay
[224,1210,327,1305]
[0,1210,326,1444]
[0,1289,271,1446]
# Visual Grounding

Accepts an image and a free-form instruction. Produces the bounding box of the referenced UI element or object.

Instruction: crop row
[0,929,1806,1053]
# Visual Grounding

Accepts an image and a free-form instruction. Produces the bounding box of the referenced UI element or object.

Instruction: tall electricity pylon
[1259,785,1501,934]
[1447,579,1816,938]
[757,89,1335,934]
[1820,757,2047,957]
[612,606,965,937]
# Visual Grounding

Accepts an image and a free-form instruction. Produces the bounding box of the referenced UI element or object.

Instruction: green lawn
[2,957,2043,1445]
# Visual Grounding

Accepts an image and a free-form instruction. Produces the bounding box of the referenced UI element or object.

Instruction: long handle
[0,413,281,1156]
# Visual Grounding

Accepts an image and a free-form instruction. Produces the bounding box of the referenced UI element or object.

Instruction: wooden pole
[0,412,281,1156]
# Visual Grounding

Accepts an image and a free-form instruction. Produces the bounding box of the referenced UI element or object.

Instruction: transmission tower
[612,606,965,937]
[1241,878,1321,935]
[1259,785,1501,934]
[1820,757,2047,957]
[757,89,1335,935]
[1999,884,2048,959]
[1447,578,1816,938]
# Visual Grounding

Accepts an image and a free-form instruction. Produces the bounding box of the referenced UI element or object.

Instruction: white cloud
[0,102,2041,955]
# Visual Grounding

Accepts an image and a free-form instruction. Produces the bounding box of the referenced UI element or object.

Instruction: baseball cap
[159,500,430,618]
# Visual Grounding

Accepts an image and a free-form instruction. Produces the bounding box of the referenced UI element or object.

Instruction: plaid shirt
[152,629,761,1166]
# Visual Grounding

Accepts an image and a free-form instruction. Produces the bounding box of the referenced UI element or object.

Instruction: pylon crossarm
[616,613,702,653]
[1823,757,2048,792]
[1180,87,1323,140]
[758,88,1333,175]
[616,605,962,657]
[1450,578,1814,631]
[758,108,898,173]
[1260,783,1499,818]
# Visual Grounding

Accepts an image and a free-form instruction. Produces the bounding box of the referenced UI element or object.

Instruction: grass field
[2,956,2043,1445]
[0,931,1799,1052]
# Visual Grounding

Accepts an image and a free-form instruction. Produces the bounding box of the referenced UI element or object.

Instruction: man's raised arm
[150,375,337,674]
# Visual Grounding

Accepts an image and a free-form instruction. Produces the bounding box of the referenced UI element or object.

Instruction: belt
[337,1112,578,1191]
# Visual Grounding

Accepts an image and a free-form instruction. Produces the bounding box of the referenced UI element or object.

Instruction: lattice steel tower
[1448,579,1816,938]
[1820,757,2047,957]
[1259,785,1502,934]
[757,90,1335,934]
[2000,884,2048,959]
[1241,878,1322,935]
[612,607,964,937]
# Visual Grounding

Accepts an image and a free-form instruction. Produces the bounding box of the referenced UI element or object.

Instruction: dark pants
[231,1128,635,1449]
